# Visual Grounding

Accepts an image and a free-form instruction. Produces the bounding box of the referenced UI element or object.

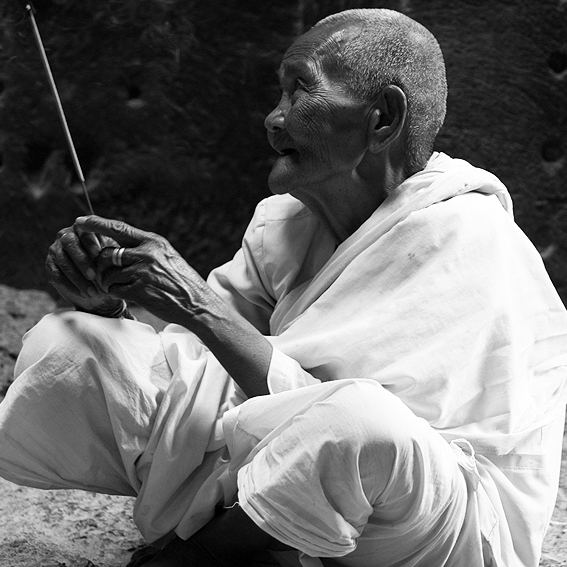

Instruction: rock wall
[0,284,56,398]
[0,0,298,292]
[0,0,565,303]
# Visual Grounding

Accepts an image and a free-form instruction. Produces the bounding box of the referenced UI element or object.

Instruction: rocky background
[0,0,565,302]
[0,0,566,565]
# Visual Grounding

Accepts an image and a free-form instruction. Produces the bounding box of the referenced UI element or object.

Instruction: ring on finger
[111,247,126,268]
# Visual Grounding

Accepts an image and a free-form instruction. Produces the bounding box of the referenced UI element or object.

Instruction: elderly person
[1,8,566,567]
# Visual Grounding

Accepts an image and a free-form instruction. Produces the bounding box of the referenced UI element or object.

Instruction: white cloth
[0,311,243,546]
[209,152,567,566]
[227,379,475,567]
[1,153,566,567]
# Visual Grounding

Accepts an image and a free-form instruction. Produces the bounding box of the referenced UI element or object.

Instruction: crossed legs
[128,504,290,567]
[0,313,476,566]
[130,380,475,566]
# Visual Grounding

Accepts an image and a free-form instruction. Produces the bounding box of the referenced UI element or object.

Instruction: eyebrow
[278,58,316,82]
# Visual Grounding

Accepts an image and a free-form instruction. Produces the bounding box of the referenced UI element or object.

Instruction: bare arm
[74,215,272,398]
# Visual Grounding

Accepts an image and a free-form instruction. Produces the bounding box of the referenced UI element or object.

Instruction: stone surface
[540,420,567,567]
[0,285,145,567]
[0,0,565,305]
[0,285,56,397]
[0,0,295,294]
[0,478,143,567]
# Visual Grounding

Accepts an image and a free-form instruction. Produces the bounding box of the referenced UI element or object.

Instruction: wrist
[78,299,133,319]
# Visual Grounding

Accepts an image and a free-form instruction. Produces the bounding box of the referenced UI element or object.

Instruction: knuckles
[58,229,80,248]
[141,231,164,246]
[56,228,70,239]
[44,257,62,283]
[44,255,55,273]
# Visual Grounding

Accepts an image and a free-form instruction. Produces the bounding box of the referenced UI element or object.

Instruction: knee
[314,380,419,452]
[303,381,452,500]
[15,310,100,378]
[319,381,464,504]
[236,381,432,549]
[238,381,464,555]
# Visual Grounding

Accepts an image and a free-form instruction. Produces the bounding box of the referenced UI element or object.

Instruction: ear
[367,85,408,154]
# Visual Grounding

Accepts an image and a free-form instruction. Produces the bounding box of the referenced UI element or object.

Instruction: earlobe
[367,85,407,153]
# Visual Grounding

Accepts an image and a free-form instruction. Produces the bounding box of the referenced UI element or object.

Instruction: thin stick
[26,4,95,215]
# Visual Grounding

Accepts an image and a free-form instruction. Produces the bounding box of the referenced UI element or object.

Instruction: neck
[293,156,410,244]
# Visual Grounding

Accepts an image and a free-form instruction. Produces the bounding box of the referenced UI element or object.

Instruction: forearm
[70,215,272,395]
[171,289,273,398]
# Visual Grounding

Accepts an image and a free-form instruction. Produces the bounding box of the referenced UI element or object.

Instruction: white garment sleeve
[207,200,276,335]
[207,195,336,338]
[266,347,321,394]
[207,195,333,393]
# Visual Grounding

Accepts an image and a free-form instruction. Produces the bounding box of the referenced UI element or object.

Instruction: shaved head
[307,9,447,174]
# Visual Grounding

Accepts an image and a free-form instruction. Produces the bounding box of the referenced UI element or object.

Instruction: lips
[268,132,297,156]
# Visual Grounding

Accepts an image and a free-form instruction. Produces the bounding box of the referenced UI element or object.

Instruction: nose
[264,104,285,132]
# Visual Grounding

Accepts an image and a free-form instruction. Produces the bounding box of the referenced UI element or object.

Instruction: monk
[1,8,566,567]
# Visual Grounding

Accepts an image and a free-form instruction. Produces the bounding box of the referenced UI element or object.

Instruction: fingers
[74,215,151,248]
[77,229,103,258]
[96,245,135,269]
[47,228,99,295]
[46,219,143,309]
[46,251,99,301]
[89,246,138,295]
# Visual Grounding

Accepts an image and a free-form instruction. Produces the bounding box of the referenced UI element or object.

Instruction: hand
[74,215,212,325]
[46,224,127,317]
[76,215,274,398]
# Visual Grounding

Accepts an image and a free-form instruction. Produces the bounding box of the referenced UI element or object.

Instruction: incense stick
[26,4,95,215]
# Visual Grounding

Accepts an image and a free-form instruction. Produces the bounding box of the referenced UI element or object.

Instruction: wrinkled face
[265,31,372,197]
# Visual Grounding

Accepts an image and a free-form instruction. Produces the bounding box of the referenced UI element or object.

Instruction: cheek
[327,108,368,161]
[288,98,331,141]
[331,126,365,151]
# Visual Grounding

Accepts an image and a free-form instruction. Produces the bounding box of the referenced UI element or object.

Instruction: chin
[268,185,290,196]
[267,170,294,196]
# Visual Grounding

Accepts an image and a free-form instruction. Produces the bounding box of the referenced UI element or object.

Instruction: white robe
[1,152,565,567]
[211,152,567,566]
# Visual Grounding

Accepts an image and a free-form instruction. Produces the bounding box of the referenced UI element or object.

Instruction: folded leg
[233,380,479,566]
[0,310,171,495]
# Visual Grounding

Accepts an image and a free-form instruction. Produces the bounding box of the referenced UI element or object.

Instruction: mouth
[268,131,297,157]
[277,148,297,157]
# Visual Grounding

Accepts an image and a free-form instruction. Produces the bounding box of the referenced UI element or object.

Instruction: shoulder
[252,194,315,225]
[248,194,330,257]
[248,194,336,302]
[244,194,318,253]
[404,191,515,249]
[396,191,549,294]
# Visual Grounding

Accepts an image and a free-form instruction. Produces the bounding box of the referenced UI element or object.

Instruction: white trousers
[0,312,486,566]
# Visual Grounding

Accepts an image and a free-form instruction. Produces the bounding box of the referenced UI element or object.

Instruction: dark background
[0,0,566,303]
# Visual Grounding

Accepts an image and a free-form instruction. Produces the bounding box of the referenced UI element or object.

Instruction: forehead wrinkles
[279,44,321,80]
[280,24,346,72]
[281,28,353,85]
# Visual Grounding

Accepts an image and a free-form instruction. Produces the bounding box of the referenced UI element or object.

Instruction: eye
[290,78,308,104]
